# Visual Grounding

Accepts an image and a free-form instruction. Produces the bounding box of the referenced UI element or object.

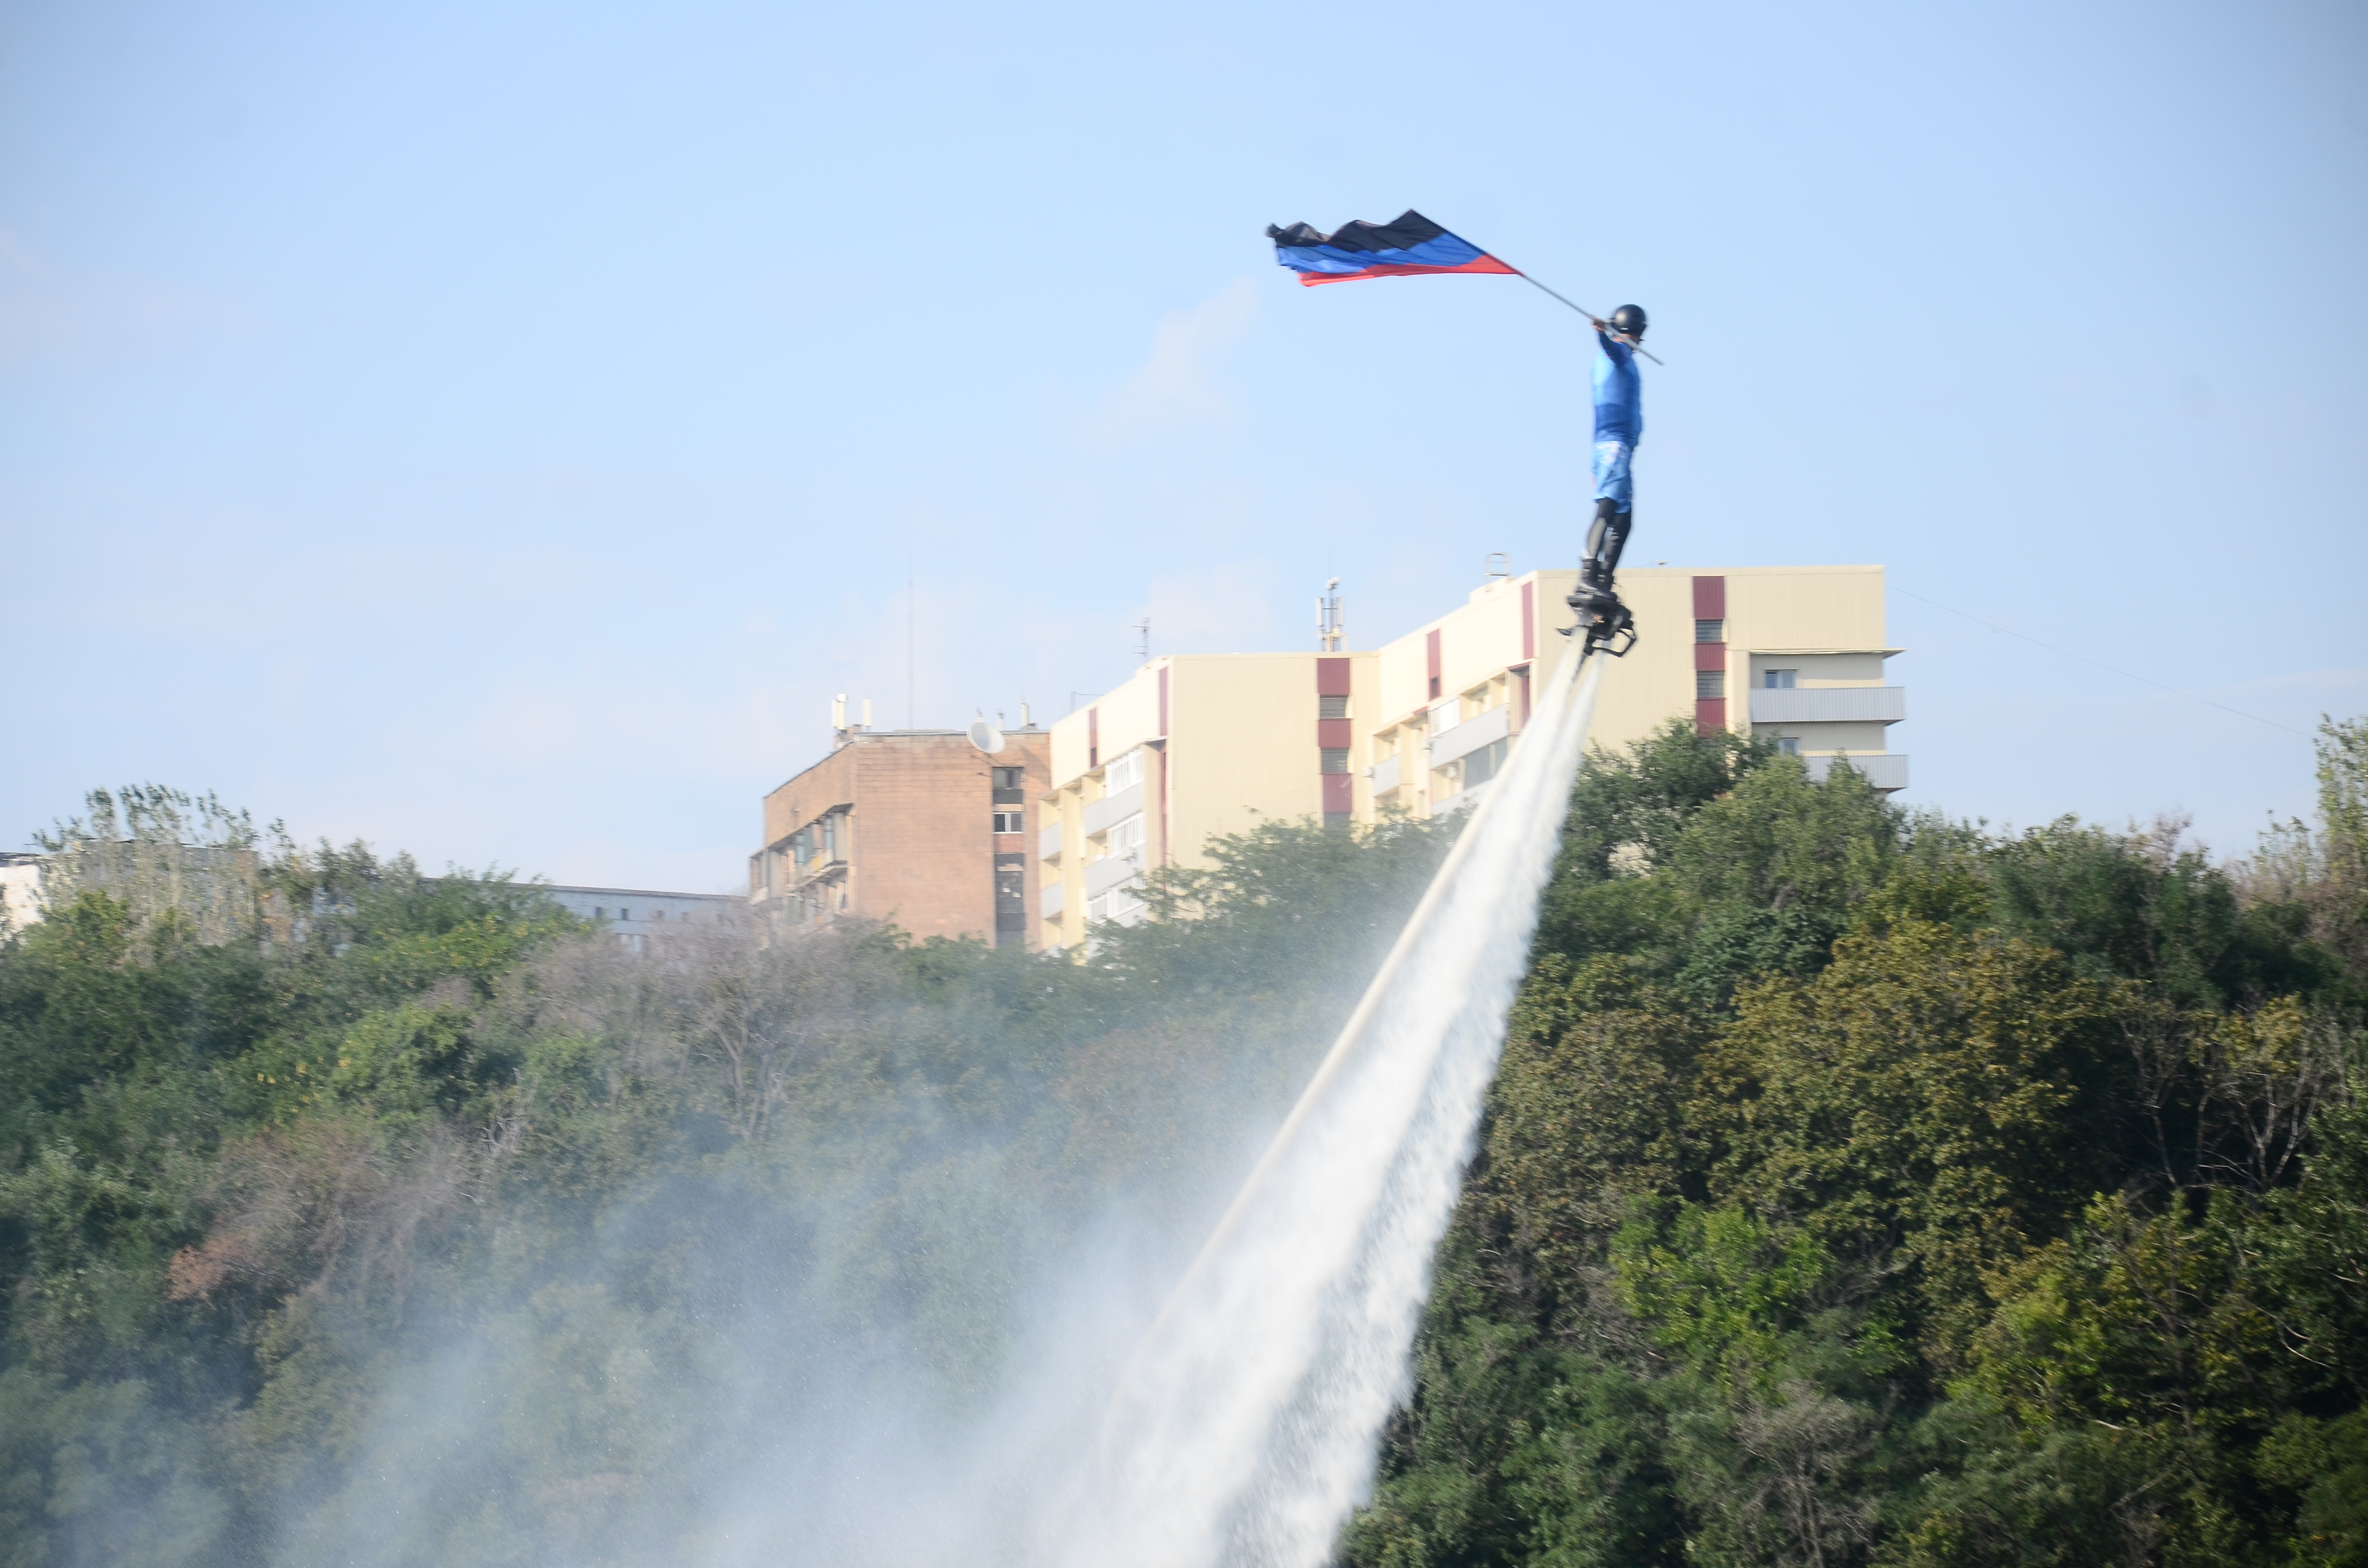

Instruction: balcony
[1749,686,1906,724]
[1082,781,1144,837]
[1370,753,1402,795]
[1805,753,1910,792]
[1039,822,1064,862]
[1041,880,1066,919]
[1428,704,1511,769]
[1085,852,1142,898]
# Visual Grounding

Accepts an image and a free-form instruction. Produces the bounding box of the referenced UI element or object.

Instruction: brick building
[750,726,1053,946]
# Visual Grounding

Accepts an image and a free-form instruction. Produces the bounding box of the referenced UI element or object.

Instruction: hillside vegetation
[1,720,2363,1567]
[1345,718,2368,1568]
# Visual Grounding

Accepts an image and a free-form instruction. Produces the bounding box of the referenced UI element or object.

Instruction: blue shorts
[1592,439,1634,508]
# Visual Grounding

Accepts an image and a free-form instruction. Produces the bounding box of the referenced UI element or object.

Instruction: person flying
[1568,304,1647,652]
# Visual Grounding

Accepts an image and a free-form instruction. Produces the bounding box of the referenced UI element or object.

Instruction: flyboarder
[1261,213,1653,654]
[1568,304,1647,655]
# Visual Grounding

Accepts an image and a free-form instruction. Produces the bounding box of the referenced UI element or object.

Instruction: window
[1696,619,1725,643]
[992,810,1024,834]
[993,767,1024,790]
[1105,813,1146,858]
[1429,697,1459,736]
[618,908,631,921]
[1764,668,1798,689]
[1696,671,1726,700]
[1105,748,1142,793]
[1465,737,1508,788]
[594,907,606,919]
[1428,674,1441,700]
[1320,748,1350,774]
[1319,694,1349,720]
[1776,737,1801,757]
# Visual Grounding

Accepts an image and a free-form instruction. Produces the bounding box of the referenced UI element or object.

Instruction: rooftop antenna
[1484,552,1511,582]
[1317,577,1345,652]
[1134,617,1152,665]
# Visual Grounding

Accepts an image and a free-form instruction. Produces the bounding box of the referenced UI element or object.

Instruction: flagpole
[1505,268,1665,365]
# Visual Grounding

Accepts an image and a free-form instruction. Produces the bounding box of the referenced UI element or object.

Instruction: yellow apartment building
[1033,565,1903,949]
[1366,565,1905,821]
[1036,651,1380,950]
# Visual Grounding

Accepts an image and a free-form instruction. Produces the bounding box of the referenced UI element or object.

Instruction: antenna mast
[1317,577,1345,652]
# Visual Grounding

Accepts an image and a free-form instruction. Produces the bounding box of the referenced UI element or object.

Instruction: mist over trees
[0,798,1455,1565]
[2,722,2364,1566]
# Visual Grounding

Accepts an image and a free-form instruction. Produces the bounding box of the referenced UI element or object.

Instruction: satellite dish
[967,719,1006,755]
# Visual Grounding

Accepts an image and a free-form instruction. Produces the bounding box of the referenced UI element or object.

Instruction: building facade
[1367,565,1906,821]
[1035,652,1382,949]
[1033,564,1903,949]
[0,853,42,934]
[751,727,1053,946]
[540,885,743,948]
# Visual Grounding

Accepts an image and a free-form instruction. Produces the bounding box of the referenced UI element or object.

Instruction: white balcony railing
[1370,753,1402,794]
[1082,781,1144,838]
[1428,703,1511,768]
[1805,753,1910,791]
[1041,880,1066,919]
[1039,822,1064,862]
[1750,686,1906,724]
[1085,853,1142,898]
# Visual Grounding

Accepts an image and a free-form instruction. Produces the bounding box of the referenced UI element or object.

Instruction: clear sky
[3,0,2362,891]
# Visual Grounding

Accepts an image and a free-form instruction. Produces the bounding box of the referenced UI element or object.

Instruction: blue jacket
[1591,329,1642,449]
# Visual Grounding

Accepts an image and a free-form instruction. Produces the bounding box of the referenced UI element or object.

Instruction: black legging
[1582,497,1631,588]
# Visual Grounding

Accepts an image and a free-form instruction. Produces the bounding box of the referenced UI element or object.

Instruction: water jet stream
[1081,640,1606,1568]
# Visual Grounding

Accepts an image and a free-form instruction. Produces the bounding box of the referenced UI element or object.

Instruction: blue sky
[3,0,2362,890]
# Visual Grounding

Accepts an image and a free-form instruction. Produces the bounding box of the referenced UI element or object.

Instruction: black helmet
[1608,304,1647,340]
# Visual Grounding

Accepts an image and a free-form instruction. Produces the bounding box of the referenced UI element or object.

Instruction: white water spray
[1078,643,1606,1568]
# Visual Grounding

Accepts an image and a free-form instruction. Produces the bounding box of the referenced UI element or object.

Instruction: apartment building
[541,885,743,949]
[1367,565,1906,821]
[752,726,1053,946]
[1036,651,1381,949]
[1033,564,1903,947]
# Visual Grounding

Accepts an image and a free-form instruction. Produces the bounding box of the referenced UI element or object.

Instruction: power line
[1888,583,2309,738]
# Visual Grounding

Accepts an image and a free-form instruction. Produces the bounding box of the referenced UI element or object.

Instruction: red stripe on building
[1321,773,1353,813]
[1316,657,1352,697]
[1521,581,1535,663]
[1693,575,1728,738]
[1426,629,1442,699]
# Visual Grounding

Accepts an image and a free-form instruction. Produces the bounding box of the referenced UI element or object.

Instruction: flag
[1265,210,1518,287]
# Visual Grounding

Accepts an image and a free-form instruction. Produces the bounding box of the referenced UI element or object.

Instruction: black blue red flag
[1265,210,1517,287]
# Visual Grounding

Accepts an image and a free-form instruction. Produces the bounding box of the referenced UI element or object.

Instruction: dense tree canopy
[1343,719,2368,1568]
